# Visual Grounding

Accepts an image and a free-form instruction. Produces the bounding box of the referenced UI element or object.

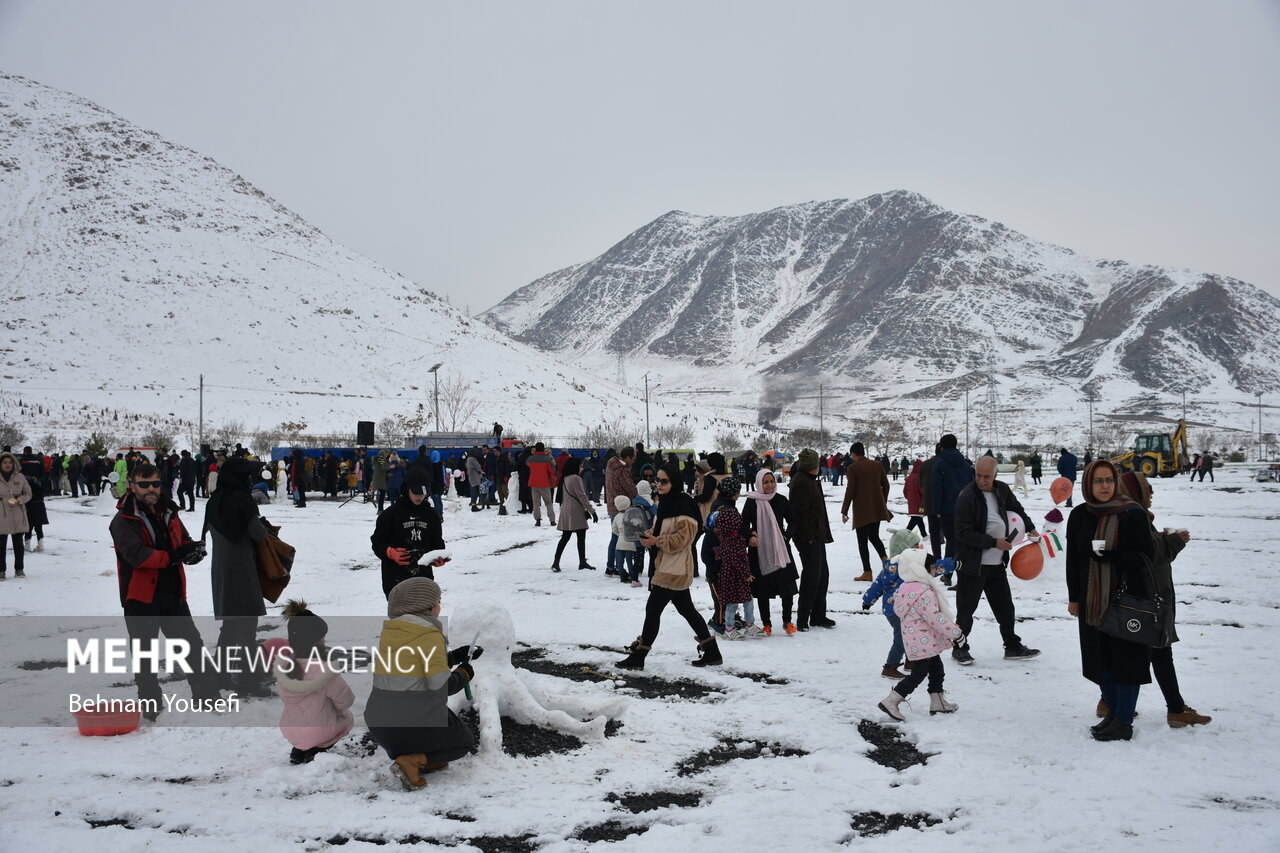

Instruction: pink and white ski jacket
[275,656,356,750]
[893,581,964,662]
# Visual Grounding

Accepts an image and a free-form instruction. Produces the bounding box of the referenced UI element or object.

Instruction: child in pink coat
[276,600,355,764]
[878,550,965,720]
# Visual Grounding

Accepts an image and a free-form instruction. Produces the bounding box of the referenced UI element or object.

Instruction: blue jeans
[885,611,905,667]
[431,494,443,518]
[1100,666,1140,724]
[617,550,637,582]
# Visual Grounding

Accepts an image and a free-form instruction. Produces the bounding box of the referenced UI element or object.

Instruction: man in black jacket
[177,450,197,511]
[371,468,447,598]
[950,456,1041,665]
[788,448,835,631]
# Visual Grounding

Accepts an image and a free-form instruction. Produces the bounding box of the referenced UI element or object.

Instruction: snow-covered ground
[1,467,1277,851]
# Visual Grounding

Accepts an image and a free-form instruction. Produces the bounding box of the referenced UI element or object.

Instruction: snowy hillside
[482,193,1280,450]
[0,73,732,449]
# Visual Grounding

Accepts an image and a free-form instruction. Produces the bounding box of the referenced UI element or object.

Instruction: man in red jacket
[109,463,221,719]
[525,442,557,527]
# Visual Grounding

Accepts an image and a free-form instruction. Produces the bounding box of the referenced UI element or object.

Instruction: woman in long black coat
[206,457,269,695]
[1065,459,1154,741]
[742,470,799,635]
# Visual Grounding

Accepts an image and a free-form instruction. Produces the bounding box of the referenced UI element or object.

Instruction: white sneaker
[723,628,744,641]
[743,624,765,638]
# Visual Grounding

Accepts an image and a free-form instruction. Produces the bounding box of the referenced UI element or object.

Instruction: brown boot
[1167,706,1212,728]
[881,665,906,679]
[903,660,913,672]
[1096,698,1108,719]
[854,571,873,582]
[391,754,428,790]
[423,760,450,774]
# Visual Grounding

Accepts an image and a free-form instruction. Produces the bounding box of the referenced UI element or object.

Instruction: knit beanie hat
[888,527,922,560]
[283,600,328,650]
[614,495,631,512]
[695,459,711,473]
[636,480,652,498]
[797,448,819,473]
[387,577,441,618]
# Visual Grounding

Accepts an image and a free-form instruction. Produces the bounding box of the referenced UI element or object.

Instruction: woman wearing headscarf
[1065,459,1155,741]
[616,464,720,670]
[1112,471,1211,729]
[364,577,477,791]
[743,469,799,636]
[205,456,269,695]
[551,457,598,572]
[0,452,32,578]
[902,459,927,538]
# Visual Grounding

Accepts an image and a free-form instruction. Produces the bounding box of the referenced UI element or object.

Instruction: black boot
[1091,718,1134,741]
[616,638,650,671]
[498,505,508,516]
[691,635,722,667]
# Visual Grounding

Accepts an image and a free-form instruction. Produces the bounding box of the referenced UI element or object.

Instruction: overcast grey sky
[2,0,1278,309]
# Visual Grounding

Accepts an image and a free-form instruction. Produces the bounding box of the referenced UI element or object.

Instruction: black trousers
[794,539,830,626]
[1151,645,1185,712]
[641,586,711,646]
[216,615,264,688]
[122,600,220,703]
[895,654,944,697]
[0,534,24,571]
[906,515,927,536]
[955,563,1021,648]
[177,480,195,511]
[856,521,888,573]
[553,529,587,567]
[926,514,945,560]
[940,514,957,558]
[756,594,794,628]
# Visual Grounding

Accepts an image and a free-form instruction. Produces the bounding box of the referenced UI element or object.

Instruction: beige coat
[0,454,32,535]
[649,515,699,591]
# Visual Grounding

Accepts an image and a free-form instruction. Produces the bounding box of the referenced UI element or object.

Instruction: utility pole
[643,372,651,448]
[819,382,825,445]
[198,373,204,451]
[1258,392,1265,462]
[1082,390,1100,455]
[428,362,443,431]
[1181,389,1186,422]
[964,388,970,459]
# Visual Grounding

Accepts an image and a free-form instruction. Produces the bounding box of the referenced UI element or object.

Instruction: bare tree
[38,432,59,453]
[652,422,695,450]
[574,418,641,451]
[210,419,247,450]
[139,427,175,453]
[437,373,482,433]
[377,417,400,447]
[713,430,743,452]
[83,430,116,456]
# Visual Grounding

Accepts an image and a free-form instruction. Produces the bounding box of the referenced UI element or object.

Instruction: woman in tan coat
[0,452,32,579]
[617,464,720,670]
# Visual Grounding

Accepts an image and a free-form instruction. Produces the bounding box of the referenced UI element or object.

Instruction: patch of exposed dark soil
[574,820,649,843]
[1214,487,1243,493]
[847,810,945,837]
[18,659,64,671]
[858,719,934,770]
[464,834,539,853]
[513,646,718,700]
[606,790,703,812]
[86,817,135,829]
[492,540,539,555]
[459,708,585,757]
[675,736,809,777]
[729,670,791,685]
[255,622,280,634]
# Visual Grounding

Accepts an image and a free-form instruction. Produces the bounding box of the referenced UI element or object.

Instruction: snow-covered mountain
[483,192,1280,392]
[481,192,1279,449]
[0,72,726,448]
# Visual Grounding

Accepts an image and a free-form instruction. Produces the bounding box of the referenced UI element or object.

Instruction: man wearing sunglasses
[109,463,220,719]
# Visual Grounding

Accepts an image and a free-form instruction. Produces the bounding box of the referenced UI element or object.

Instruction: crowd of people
[2,423,1220,789]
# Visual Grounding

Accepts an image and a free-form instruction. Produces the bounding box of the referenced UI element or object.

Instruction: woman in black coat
[206,457,269,695]
[1065,459,1154,741]
[742,470,799,636]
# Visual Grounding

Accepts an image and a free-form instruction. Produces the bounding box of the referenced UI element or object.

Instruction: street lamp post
[428,362,443,432]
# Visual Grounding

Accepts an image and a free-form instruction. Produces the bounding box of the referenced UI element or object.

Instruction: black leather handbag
[1097,557,1168,647]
